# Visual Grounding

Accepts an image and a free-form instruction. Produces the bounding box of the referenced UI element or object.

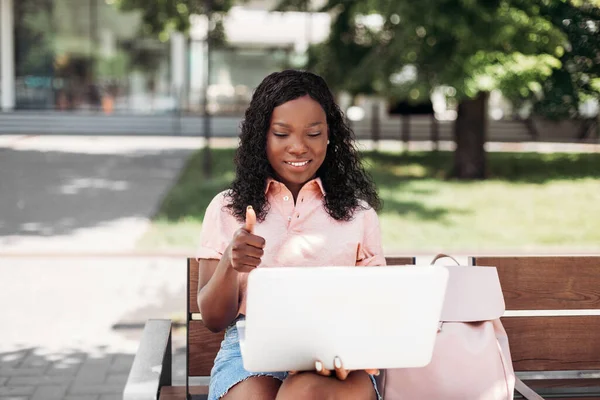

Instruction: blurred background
[0,0,599,399]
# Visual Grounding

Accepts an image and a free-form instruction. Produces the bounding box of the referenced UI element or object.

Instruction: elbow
[203,319,226,334]
[197,291,230,333]
[200,312,228,333]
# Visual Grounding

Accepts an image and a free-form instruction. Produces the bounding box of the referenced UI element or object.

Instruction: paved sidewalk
[0,136,205,399]
[0,135,210,254]
[0,256,190,400]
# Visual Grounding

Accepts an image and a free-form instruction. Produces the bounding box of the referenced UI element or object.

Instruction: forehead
[271,95,326,125]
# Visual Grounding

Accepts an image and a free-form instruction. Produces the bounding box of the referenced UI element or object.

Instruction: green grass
[138,149,600,253]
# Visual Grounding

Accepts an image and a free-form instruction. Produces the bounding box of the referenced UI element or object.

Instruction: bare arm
[197,250,240,333]
[197,206,264,333]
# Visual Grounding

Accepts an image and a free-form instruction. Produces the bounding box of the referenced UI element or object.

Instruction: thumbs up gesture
[228,206,266,273]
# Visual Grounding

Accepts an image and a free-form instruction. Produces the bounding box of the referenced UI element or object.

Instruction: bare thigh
[276,371,376,400]
[222,375,282,400]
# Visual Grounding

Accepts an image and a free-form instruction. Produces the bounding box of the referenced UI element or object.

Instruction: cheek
[265,136,276,158]
[316,142,328,159]
[266,136,284,164]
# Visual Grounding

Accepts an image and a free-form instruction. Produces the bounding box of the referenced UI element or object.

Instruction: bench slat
[520,378,600,400]
[472,256,600,310]
[525,378,600,389]
[503,316,600,371]
[159,385,208,400]
[517,397,600,400]
[188,321,224,377]
[189,258,201,314]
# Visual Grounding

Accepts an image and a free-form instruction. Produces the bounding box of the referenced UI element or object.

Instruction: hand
[290,357,379,381]
[228,206,265,273]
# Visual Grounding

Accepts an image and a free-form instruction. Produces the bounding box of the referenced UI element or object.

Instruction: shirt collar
[265,177,326,196]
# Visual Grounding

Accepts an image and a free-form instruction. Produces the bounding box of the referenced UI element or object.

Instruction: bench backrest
[470,256,600,372]
[187,256,416,377]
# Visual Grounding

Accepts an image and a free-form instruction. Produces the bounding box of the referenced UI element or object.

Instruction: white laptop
[237,266,449,373]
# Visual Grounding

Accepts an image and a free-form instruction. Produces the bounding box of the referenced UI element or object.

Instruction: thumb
[245,205,256,233]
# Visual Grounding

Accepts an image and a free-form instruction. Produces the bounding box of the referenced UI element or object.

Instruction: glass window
[14,0,172,113]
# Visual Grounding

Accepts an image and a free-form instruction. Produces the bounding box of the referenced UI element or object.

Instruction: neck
[286,184,301,203]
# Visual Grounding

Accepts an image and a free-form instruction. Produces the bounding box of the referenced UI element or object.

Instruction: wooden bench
[123,256,415,400]
[471,256,600,400]
[124,255,600,400]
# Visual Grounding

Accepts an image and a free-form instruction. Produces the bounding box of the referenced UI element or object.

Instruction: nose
[287,137,308,156]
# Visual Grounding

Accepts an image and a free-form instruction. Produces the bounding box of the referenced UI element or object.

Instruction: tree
[115,0,232,38]
[295,0,600,179]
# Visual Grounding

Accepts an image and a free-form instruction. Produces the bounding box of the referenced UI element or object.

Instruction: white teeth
[287,161,309,167]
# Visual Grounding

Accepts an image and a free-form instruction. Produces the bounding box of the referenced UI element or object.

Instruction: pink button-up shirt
[196,177,386,315]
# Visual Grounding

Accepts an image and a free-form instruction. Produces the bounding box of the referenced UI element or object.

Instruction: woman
[197,70,385,400]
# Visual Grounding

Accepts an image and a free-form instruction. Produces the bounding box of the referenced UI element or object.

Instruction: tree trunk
[452,91,488,180]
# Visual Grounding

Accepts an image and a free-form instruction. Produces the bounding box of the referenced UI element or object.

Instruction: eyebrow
[272,122,324,128]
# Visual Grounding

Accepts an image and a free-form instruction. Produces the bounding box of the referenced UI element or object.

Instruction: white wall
[1,0,15,111]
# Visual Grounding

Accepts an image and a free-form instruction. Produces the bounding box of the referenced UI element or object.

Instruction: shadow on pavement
[0,343,187,399]
[0,147,193,239]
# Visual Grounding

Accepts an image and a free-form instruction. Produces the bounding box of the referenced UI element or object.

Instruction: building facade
[0,0,330,115]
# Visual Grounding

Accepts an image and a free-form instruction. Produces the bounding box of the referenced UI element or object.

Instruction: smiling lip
[285,160,311,168]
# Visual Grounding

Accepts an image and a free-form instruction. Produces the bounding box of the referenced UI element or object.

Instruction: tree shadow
[363,150,600,183]
[0,346,133,397]
[0,256,194,396]
[0,341,190,396]
[0,147,194,238]
[380,197,469,221]
[484,152,600,183]
[152,148,236,222]
[149,148,600,226]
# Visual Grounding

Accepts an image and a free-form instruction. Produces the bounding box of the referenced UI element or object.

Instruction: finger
[245,234,266,250]
[334,357,350,381]
[239,243,264,259]
[240,254,262,267]
[288,370,299,376]
[315,360,332,377]
[233,264,257,273]
[365,368,380,376]
[244,205,256,233]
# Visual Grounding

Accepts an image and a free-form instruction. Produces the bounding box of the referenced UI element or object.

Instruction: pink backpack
[382,255,516,400]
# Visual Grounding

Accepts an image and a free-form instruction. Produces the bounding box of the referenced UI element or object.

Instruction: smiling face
[266,95,329,200]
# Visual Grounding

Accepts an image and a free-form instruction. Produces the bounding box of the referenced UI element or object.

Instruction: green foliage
[115,0,234,41]
[528,0,600,118]
[303,0,599,118]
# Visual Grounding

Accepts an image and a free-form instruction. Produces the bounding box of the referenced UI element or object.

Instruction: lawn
[138,148,600,254]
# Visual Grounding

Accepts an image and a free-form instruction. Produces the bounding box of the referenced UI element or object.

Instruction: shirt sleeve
[356,207,387,266]
[196,191,236,260]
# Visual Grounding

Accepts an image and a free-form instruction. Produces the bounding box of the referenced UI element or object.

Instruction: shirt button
[283,196,290,201]
[288,216,292,221]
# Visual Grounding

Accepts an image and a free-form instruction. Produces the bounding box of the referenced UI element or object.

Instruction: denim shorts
[208,316,381,400]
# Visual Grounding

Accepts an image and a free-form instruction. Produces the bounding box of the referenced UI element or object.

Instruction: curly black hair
[225,69,381,222]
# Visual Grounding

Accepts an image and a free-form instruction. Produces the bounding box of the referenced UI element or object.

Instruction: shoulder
[204,190,236,223]
[354,200,381,227]
[207,189,233,209]
[356,200,379,216]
